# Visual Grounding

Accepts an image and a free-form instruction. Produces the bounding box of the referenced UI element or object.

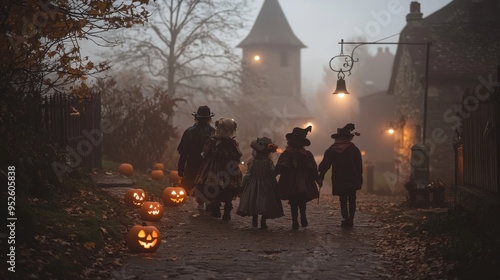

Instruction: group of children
[177,106,363,229]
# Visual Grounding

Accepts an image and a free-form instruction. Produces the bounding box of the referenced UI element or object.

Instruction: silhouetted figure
[275,126,320,230]
[237,137,284,229]
[177,106,215,209]
[318,123,363,228]
[194,118,242,221]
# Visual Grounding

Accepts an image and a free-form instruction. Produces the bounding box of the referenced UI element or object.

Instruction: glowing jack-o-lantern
[162,186,187,206]
[126,222,161,253]
[124,188,146,207]
[119,163,134,177]
[140,201,164,222]
[151,170,164,181]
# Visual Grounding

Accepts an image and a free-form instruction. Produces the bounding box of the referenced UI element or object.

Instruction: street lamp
[329,39,431,143]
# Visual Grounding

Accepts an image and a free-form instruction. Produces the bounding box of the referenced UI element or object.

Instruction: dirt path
[109,185,397,280]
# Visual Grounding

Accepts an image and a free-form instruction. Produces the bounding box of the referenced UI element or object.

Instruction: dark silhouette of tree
[108,0,250,99]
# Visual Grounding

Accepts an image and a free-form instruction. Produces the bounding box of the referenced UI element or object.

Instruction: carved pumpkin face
[140,201,164,222]
[162,186,186,206]
[124,188,146,207]
[151,170,164,181]
[126,223,161,253]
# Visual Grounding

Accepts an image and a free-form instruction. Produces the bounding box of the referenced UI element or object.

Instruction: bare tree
[108,0,250,98]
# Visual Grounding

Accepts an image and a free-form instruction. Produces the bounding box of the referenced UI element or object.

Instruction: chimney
[406,1,423,22]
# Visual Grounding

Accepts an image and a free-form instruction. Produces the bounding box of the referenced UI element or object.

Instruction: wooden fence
[457,86,499,194]
[40,92,102,171]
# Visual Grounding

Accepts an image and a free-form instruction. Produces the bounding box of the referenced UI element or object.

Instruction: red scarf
[331,139,353,153]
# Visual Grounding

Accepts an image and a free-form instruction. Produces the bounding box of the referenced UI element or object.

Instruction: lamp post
[329,39,431,144]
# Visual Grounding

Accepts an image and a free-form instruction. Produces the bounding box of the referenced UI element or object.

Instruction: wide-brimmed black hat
[286,126,312,146]
[331,123,361,139]
[192,105,215,118]
[250,137,278,153]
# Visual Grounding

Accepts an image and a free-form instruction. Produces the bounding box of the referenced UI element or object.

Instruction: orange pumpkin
[151,170,164,180]
[126,222,161,253]
[124,188,146,207]
[162,186,186,206]
[119,163,134,177]
[140,201,164,222]
[169,170,181,184]
[153,163,164,171]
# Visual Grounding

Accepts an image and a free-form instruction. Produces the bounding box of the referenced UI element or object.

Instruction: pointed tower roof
[237,0,306,48]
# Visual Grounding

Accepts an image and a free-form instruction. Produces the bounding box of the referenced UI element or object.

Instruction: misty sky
[238,0,453,95]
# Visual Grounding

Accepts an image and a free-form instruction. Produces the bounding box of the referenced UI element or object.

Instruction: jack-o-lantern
[162,186,187,206]
[140,201,164,221]
[168,170,181,184]
[153,163,164,171]
[126,222,161,253]
[151,170,164,181]
[124,188,146,207]
[119,163,134,177]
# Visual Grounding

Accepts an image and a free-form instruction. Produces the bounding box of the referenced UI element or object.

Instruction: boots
[252,215,258,227]
[340,200,355,228]
[340,201,348,220]
[291,204,299,229]
[211,201,221,218]
[260,215,268,229]
[222,202,232,221]
[299,203,308,227]
[347,199,356,227]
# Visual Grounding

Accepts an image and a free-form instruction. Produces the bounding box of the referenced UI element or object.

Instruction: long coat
[194,135,242,202]
[275,147,319,202]
[318,141,363,196]
[236,158,284,219]
[177,122,215,192]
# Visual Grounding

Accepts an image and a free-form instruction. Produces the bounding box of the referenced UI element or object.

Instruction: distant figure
[318,123,363,228]
[237,137,284,229]
[275,126,320,230]
[194,118,242,221]
[177,106,215,209]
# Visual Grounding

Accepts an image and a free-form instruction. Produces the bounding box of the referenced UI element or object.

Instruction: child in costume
[194,118,242,221]
[237,137,284,229]
[318,123,363,228]
[275,126,321,229]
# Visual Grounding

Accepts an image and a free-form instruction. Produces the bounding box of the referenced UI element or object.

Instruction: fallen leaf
[84,242,96,250]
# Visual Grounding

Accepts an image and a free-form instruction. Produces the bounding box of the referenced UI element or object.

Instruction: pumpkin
[168,170,181,184]
[124,188,146,207]
[153,163,164,171]
[119,163,134,177]
[162,186,187,206]
[140,201,164,222]
[151,169,164,180]
[126,222,161,253]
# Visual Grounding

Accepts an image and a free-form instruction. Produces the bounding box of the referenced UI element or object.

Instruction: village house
[388,0,500,196]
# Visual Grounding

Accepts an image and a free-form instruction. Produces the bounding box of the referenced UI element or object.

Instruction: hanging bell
[332,78,350,95]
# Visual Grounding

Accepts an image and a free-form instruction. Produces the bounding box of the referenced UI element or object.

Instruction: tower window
[280,51,288,67]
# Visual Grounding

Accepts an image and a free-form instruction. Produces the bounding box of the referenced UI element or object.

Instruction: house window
[280,51,288,67]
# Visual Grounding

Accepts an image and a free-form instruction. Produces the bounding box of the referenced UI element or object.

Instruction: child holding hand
[237,137,284,229]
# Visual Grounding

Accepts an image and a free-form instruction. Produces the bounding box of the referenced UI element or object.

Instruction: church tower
[237,0,306,98]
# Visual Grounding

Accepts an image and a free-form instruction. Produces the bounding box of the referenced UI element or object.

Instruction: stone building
[388,0,500,192]
[236,0,312,154]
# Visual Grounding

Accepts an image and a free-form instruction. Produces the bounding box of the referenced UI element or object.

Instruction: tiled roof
[388,0,500,94]
[237,0,306,48]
